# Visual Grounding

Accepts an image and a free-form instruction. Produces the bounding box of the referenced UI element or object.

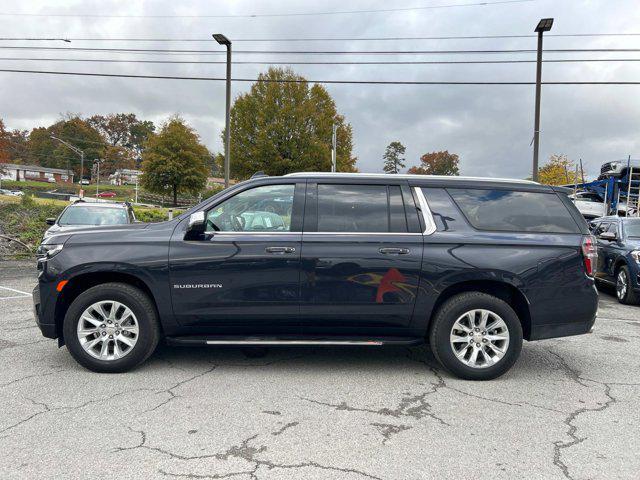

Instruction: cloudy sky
[1,0,639,179]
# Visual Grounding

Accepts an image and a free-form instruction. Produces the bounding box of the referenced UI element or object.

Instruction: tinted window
[58,206,129,226]
[448,188,579,233]
[389,186,408,233]
[206,184,294,232]
[625,220,640,237]
[317,184,389,232]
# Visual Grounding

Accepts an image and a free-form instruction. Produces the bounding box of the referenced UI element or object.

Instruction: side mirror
[185,211,206,240]
[599,231,617,241]
[45,218,56,226]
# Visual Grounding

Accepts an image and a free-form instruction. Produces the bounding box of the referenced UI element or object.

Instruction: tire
[429,292,523,381]
[63,282,160,373]
[616,265,640,305]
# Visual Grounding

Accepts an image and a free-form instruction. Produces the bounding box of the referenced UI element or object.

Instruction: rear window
[448,188,580,233]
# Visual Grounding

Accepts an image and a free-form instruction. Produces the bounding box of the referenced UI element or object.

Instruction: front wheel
[63,283,160,373]
[616,265,639,305]
[429,292,523,380]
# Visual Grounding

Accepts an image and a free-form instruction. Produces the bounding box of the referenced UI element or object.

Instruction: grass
[0,194,177,257]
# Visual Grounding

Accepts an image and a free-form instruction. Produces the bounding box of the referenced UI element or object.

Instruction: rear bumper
[529,315,596,341]
[32,285,57,339]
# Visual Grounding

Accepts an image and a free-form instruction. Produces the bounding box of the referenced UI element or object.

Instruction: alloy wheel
[449,309,510,369]
[617,270,628,301]
[77,300,139,361]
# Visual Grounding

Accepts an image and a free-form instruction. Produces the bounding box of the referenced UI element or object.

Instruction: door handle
[378,247,410,255]
[265,246,296,254]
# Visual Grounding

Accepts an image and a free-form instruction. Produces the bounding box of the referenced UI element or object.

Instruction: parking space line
[0,295,31,300]
[0,286,31,296]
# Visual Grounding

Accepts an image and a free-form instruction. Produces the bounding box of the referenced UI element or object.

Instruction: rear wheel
[63,283,160,373]
[429,292,523,380]
[616,265,639,305]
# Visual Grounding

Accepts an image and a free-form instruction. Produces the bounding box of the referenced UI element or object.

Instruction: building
[109,169,142,185]
[0,163,74,184]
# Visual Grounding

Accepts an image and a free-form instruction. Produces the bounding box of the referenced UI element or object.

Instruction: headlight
[631,251,640,264]
[36,244,63,259]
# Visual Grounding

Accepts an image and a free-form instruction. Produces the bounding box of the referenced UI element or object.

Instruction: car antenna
[250,171,268,179]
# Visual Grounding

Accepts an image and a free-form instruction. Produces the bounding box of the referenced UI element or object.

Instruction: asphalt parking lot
[0,260,638,480]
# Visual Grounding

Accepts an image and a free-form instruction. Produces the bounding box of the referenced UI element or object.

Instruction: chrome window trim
[204,230,300,235]
[303,232,422,236]
[414,187,437,236]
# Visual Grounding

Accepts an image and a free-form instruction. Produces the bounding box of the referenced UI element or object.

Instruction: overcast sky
[1,0,639,179]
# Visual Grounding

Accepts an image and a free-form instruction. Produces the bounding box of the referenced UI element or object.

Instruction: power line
[1,68,638,85]
[2,46,640,55]
[2,56,640,66]
[0,1,535,19]
[3,32,640,42]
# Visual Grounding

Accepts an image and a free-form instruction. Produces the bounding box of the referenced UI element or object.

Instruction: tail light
[581,235,598,277]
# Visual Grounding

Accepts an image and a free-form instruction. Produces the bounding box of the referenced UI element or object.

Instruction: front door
[299,181,423,329]
[169,182,304,329]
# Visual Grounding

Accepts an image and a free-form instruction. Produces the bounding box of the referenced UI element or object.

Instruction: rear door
[299,180,423,329]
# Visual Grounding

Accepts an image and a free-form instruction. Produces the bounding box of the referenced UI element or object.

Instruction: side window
[389,186,408,233]
[448,188,580,233]
[595,223,609,235]
[606,223,618,234]
[206,184,295,232]
[317,184,406,233]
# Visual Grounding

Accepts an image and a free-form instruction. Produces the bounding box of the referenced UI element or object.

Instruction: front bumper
[32,284,57,339]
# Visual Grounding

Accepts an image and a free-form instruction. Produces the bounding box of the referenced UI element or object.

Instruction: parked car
[95,191,117,198]
[80,179,90,185]
[590,216,640,304]
[33,173,598,380]
[43,201,135,239]
[599,158,640,179]
[569,191,606,219]
[0,188,21,196]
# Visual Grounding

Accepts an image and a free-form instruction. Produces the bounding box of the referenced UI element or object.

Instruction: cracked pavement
[0,260,638,479]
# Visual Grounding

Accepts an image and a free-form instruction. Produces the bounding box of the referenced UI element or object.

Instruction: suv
[599,159,640,178]
[33,173,598,380]
[43,201,135,239]
[590,216,640,304]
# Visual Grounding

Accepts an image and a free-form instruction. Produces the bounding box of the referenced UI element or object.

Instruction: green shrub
[133,207,168,223]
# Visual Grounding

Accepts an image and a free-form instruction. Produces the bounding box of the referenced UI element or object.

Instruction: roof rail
[283,172,538,184]
[250,171,268,179]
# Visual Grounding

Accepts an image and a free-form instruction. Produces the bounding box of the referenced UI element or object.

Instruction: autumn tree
[140,117,210,206]
[408,151,460,176]
[382,141,406,174]
[0,120,10,162]
[87,113,154,167]
[227,67,357,179]
[538,154,579,186]
[25,116,105,177]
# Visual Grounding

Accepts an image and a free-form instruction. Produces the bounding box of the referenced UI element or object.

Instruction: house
[109,169,142,185]
[0,163,74,184]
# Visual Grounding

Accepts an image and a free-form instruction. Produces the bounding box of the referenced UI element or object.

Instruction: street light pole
[331,123,337,172]
[532,18,553,182]
[50,135,84,188]
[213,33,232,188]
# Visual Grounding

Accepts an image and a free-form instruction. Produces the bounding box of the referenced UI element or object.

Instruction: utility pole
[213,34,232,188]
[94,159,102,197]
[579,158,585,184]
[135,175,139,204]
[532,18,553,182]
[331,123,337,172]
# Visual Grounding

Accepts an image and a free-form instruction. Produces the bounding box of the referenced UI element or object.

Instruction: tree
[227,67,357,179]
[140,117,210,206]
[0,119,10,162]
[25,116,105,176]
[87,113,154,167]
[538,154,579,186]
[382,141,406,174]
[407,151,460,176]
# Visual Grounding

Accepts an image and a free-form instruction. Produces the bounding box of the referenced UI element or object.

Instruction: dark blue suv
[33,173,598,380]
[591,216,640,304]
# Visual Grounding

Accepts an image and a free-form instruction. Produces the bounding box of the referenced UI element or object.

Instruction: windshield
[58,206,128,226]
[625,220,640,237]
